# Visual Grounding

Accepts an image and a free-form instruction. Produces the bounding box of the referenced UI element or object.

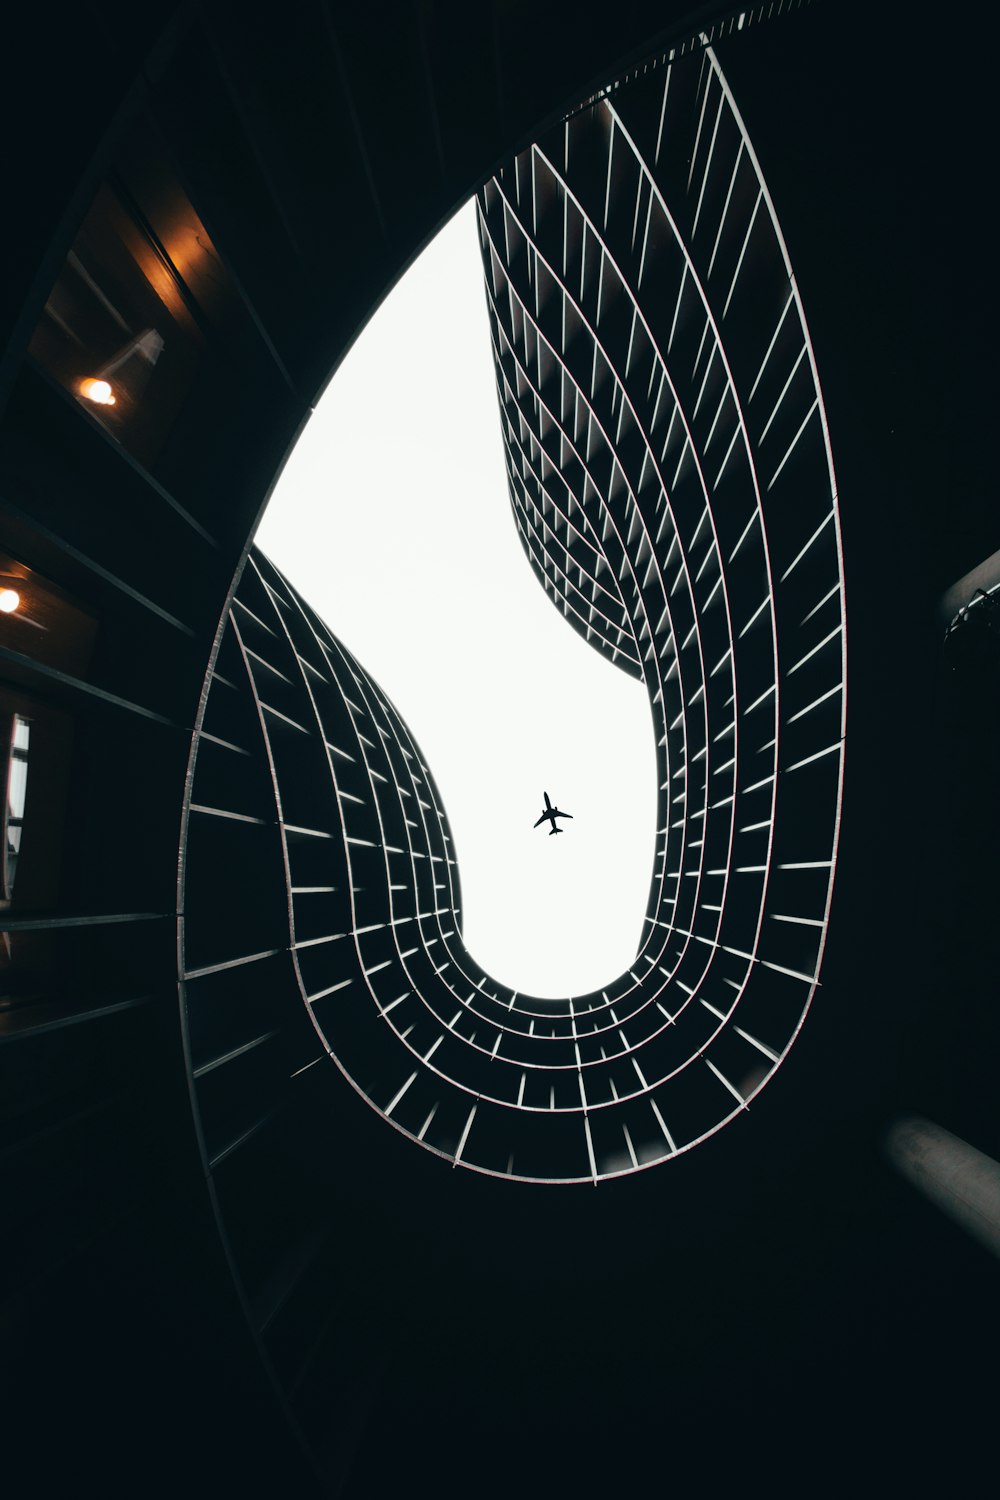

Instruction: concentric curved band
[185,46,845,1184]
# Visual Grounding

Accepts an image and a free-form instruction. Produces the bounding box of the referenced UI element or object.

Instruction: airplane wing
[553,808,573,820]
[533,812,548,828]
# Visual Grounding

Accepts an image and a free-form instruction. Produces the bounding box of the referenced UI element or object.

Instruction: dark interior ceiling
[2,2,997,1495]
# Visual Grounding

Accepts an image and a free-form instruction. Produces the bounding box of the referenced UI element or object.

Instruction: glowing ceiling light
[0,589,20,614]
[79,377,116,406]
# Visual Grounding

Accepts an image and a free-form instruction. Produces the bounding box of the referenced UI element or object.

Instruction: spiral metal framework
[186,44,845,1185]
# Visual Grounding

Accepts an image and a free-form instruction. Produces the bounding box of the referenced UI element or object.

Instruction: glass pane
[4,715,29,902]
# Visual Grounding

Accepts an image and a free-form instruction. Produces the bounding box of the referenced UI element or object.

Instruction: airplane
[533,791,573,836]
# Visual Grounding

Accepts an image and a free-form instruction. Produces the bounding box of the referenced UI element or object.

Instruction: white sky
[256,200,657,998]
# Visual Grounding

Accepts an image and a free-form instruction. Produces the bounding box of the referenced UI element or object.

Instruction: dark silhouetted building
[2,3,997,1495]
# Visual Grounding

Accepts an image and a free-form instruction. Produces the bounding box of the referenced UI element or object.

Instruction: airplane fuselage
[534,792,572,835]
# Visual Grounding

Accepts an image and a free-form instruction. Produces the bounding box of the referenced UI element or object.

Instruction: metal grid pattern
[185,44,844,1184]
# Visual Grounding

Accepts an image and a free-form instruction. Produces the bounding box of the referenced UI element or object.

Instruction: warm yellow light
[79,377,116,406]
[0,589,20,614]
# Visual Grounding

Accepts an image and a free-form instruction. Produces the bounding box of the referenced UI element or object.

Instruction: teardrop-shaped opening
[256,202,659,998]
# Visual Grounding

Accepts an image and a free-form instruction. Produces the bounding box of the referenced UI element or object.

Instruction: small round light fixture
[79,377,116,406]
[0,589,20,614]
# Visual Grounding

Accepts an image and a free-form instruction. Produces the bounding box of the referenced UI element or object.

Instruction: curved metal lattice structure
[185,45,844,1185]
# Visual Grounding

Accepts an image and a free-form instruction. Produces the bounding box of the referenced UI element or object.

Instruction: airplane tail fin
[549,826,562,835]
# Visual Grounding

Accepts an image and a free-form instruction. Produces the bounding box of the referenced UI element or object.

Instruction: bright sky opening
[256,200,657,998]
